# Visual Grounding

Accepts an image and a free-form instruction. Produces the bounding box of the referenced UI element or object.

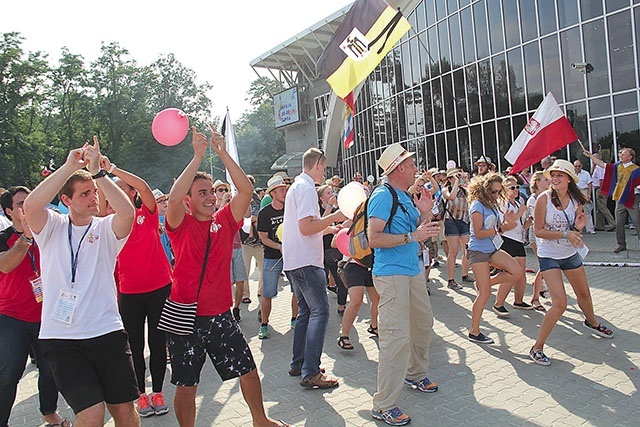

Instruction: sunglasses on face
[507,185,518,190]
[491,189,502,194]
[217,188,229,193]
[156,198,168,203]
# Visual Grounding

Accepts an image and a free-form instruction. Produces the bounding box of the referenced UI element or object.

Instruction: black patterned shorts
[167,311,256,386]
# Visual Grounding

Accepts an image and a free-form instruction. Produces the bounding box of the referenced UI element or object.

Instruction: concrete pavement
[10,228,640,426]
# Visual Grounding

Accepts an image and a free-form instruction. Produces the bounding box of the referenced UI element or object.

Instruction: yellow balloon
[276,223,284,242]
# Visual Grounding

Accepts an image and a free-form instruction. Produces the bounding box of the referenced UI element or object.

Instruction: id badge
[576,244,589,260]
[52,289,80,324]
[491,231,503,250]
[422,249,430,267]
[29,274,43,303]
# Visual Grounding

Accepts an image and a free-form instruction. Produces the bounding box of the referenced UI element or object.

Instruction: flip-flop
[242,297,251,303]
[531,300,546,312]
[276,420,293,427]
[45,419,71,427]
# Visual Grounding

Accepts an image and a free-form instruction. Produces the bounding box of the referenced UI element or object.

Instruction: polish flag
[505,92,579,173]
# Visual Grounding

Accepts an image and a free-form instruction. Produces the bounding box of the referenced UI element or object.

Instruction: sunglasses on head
[216,188,229,193]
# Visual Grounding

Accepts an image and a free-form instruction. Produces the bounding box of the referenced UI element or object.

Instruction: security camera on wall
[571,62,587,69]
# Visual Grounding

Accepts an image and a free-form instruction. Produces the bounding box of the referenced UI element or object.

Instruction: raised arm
[24,147,88,233]
[584,150,605,168]
[101,156,156,213]
[208,124,252,222]
[166,127,207,229]
[84,138,134,239]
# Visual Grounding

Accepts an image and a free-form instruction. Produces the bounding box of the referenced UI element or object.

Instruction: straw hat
[475,155,491,165]
[213,180,230,191]
[446,168,460,178]
[378,143,415,176]
[544,159,578,183]
[266,175,288,194]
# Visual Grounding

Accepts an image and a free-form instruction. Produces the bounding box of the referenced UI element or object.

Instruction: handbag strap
[195,230,212,300]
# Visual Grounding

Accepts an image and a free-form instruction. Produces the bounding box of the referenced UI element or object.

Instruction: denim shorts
[231,247,248,282]
[262,257,284,298]
[444,218,470,236]
[538,252,583,272]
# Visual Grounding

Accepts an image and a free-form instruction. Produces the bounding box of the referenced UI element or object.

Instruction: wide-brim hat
[331,175,343,182]
[544,159,578,183]
[213,180,230,190]
[446,168,460,178]
[378,143,415,176]
[475,155,491,165]
[266,175,288,194]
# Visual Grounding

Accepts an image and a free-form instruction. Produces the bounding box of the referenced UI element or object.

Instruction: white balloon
[337,182,367,219]
[367,175,375,183]
[241,217,251,234]
[446,160,457,169]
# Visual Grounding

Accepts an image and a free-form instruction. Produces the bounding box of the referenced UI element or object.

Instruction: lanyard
[560,200,575,231]
[68,220,93,286]
[507,198,524,225]
[12,227,37,273]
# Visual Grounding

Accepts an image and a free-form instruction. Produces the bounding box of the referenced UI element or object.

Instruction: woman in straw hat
[529,159,614,366]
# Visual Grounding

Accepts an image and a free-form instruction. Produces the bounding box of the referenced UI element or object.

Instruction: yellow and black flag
[317,0,411,100]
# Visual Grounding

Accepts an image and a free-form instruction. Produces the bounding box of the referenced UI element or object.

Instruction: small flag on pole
[317,0,411,149]
[504,92,579,173]
[220,109,239,194]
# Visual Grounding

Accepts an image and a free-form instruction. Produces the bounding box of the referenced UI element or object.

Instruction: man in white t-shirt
[282,147,345,389]
[24,138,139,426]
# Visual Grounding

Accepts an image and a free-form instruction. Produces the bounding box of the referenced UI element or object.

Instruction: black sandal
[531,299,546,312]
[367,325,379,336]
[338,336,354,350]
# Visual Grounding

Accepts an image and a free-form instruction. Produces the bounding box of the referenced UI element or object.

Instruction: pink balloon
[152,108,189,146]
[335,228,351,257]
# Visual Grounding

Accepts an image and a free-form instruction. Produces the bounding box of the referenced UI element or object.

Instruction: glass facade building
[340,0,640,178]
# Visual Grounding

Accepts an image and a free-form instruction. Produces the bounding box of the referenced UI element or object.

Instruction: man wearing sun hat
[474,155,491,177]
[256,175,295,339]
[367,143,441,426]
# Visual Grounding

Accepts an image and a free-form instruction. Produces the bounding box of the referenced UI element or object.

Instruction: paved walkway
[10,229,640,426]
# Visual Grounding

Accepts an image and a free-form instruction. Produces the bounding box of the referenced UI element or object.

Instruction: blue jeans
[0,315,59,425]
[285,266,330,381]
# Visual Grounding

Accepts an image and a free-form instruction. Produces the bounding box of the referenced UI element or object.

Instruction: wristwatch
[91,169,108,179]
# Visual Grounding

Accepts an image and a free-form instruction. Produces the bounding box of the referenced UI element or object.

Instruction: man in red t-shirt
[165,125,290,427]
[0,186,68,427]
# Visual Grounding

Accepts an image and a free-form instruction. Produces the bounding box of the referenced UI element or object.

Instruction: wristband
[108,163,117,174]
[407,232,414,243]
[91,169,107,180]
[20,234,33,244]
[563,229,568,239]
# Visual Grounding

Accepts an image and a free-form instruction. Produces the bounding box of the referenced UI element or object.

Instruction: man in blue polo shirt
[367,144,441,426]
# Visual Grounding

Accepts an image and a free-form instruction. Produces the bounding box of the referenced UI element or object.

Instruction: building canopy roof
[249,5,351,88]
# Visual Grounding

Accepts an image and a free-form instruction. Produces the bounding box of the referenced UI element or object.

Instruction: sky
[1,0,352,122]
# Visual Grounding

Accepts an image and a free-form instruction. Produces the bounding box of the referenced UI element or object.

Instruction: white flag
[221,109,239,194]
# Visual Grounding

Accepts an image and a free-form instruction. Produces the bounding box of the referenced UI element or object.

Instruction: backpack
[347,183,403,269]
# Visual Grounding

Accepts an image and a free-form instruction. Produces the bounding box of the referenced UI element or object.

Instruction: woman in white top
[530,160,614,366]
[493,175,533,315]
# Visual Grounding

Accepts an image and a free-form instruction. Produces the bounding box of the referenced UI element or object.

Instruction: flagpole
[577,139,587,152]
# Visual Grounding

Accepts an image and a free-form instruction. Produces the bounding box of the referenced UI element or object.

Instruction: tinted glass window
[470,125,484,165]
[418,33,431,83]
[565,100,588,143]
[560,27,585,101]
[590,118,613,160]
[474,0,490,58]
[436,133,447,167]
[448,0,459,14]
[426,0,436,26]
[589,97,611,118]
[520,0,538,42]
[409,37,421,86]
[461,7,476,64]
[483,122,498,168]
[458,128,471,171]
[479,59,495,120]
[422,82,434,134]
[580,0,603,20]
[415,2,426,31]
[447,130,458,163]
[439,20,451,68]
[466,64,481,123]
[504,0,521,49]
[401,42,412,91]
[493,54,510,117]
[583,19,609,97]
[541,35,563,103]
[487,0,505,54]
[558,0,579,28]
[498,118,513,169]
[616,114,640,156]
[454,69,467,126]
[523,42,544,109]
[606,0,630,13]
[428,27,440,77]
[508,48,526,114]
[433,78,444,131]
[443,73,456,129]
[449,14,463,67]
[436,0,447,21]
[426,135,436,168]
[608,11,635,92]
[537,0,557,36]
[614,92,637,114]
